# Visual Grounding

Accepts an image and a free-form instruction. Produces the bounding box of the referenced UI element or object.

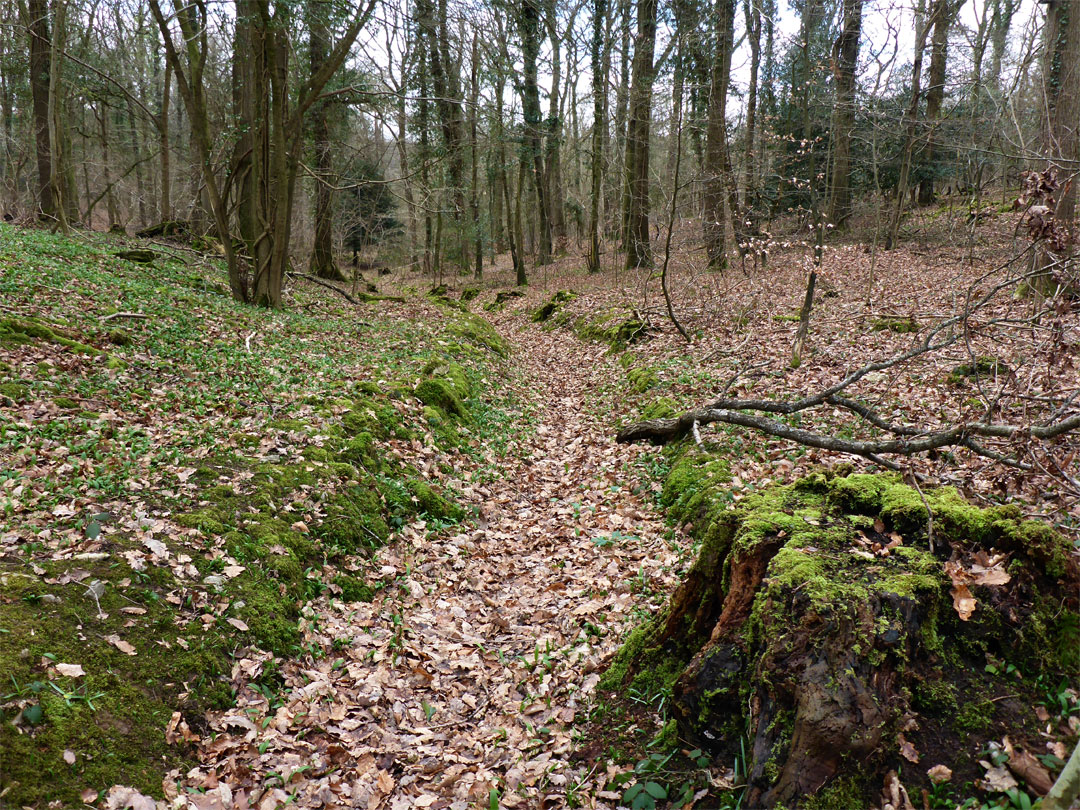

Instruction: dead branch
[617,252,1079,472]
[286,271,358,303]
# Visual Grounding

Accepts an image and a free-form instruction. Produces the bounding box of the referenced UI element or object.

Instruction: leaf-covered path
[176,310,681,810]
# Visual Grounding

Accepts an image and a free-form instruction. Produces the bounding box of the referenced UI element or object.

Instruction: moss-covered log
[603,458,1079,808]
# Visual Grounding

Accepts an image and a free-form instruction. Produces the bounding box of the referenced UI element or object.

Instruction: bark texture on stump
[601,457,1079,807]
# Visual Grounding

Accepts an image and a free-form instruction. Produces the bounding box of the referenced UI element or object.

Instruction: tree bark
[703,0,736,268]
[826,0,862,225]
[885,0,930,250]
[587,0,608,272]
[623,0,659,270]
[25,0,55,220]
[918,0,959,205]
[308,0,343,281]
[518,0,552,264]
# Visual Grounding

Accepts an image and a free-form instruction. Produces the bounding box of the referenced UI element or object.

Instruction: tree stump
[602,459,1079,807]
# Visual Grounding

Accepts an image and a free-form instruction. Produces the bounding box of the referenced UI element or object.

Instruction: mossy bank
[0,225,514,807]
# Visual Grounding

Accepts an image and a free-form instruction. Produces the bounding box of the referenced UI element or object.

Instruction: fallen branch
[287,271,358,303]
[100,312,150,323]
[617,252,1079,472]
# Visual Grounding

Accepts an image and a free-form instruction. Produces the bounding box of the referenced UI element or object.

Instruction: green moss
[53,397,79,410]
[446,312,509,357]
[871,316,918,333]
[639,397,679,420]
[460,287,480,303]
[0,381,30,403]
[626,365,660,393]
[948,357,1009,384]
[105,329,133,346]
[531,290,577,322]
[407,479,464,522]
[333,574,378,603]
[0,317,101,355]
[803,777,867,810]
[955,699,994,733]
[415,378,468,419]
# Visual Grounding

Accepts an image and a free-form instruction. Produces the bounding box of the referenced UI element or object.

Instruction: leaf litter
[159,311,687,809]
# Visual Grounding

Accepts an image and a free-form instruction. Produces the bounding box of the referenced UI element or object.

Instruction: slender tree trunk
[308,0,342,280]
[826,0,862,224]
[545,3,566,248]
[47,0,70,233]
[623,0,658,270]
[885,0,930,250]
[918,0,957,205]
[159,60,172,221]
[588,0,608,272]
[519,0,552,264]
[609,0,630,238]
[703,0,736,268]
[25,0,55,220]
[742,0,761,207]
[469,33,482,279]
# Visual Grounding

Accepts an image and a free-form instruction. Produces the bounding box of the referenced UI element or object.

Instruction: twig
[244,331,255,353]
[907,470,935,552]
[100,312,149,323]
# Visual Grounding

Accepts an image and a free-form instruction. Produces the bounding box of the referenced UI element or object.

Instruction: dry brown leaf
[898,733,920,763]
[55,662,85,678]
[926,764,952,784]
[63,749,76,765]
[978,764,1019,792]
[226,617,249,631]
[951,583,976,621]
[1004,748,1054,796]
[105,634,137,655]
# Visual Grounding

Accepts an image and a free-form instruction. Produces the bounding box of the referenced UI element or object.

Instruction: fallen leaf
[978,765,1018,792]
[1004,748,1053,796]
[103,785,157,810]
[898,733,920,763]
[63,749,76,765]
[926,764,952,784]
[55,662,85,678]
[105,634,137,655]
[226,618,249,632]
[951,583,976,621]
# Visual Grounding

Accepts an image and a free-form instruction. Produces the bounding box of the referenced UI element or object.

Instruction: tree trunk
[609,0,631,239]
[47,0,70,233]
[159,59,172,222]
[885,0,930,250]
[545,3,566,248]
[25,0,55,221]
[826,0,862,225]
[469,33,482,279]
[742,0,761,207]
[623,0,658,270]
[518,0,552,265]
[703,0,736,269]
[588,0,608,272]
[308,0,343,281]
[918,0,957,205]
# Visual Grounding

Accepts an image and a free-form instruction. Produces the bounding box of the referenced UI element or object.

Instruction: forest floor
[2,202,1078,810]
